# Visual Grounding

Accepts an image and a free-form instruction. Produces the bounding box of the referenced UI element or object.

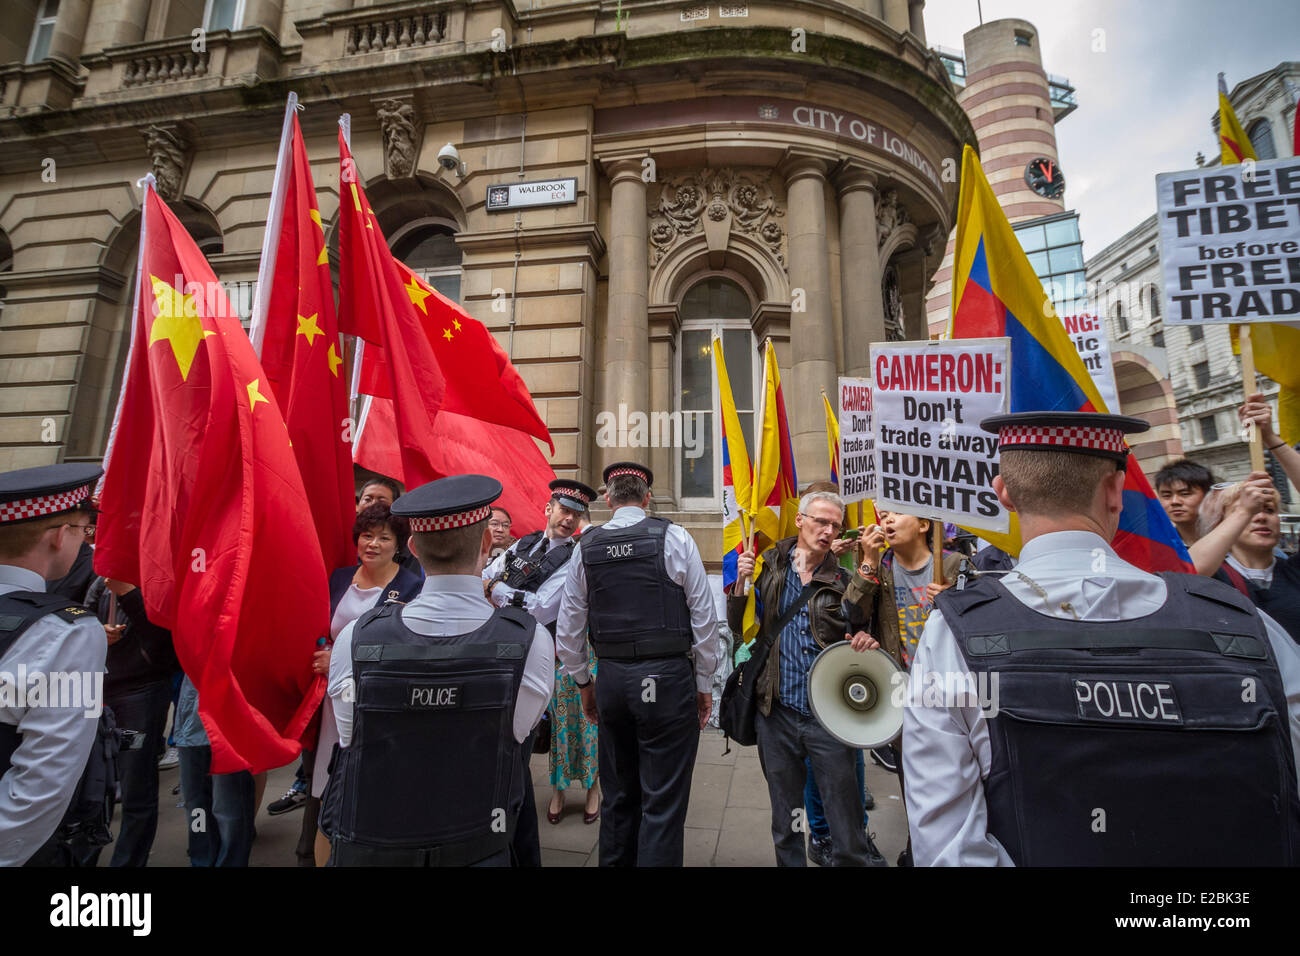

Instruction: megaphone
[808,643,905,749]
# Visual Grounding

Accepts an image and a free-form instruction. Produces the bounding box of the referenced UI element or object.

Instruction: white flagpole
[97,174,155,495]
[248,91,299,358]
[339,112,366,428]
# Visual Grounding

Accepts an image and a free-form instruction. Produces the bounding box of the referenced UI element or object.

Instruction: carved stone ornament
[142,124,189,201]
[876,188,910,249]
[647,168,785,266]
[375,97,417,178]
[882,262,905,341]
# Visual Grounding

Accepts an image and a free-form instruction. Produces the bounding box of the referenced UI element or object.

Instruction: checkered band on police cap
[998,424,1128,456]
[0,484,92,524]
[408,504,492,533]
[606,467,648,482]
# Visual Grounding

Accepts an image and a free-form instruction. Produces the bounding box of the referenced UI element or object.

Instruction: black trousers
[595,656,698,867]
[511,734,541,867]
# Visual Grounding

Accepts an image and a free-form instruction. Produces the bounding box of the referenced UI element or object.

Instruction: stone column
[46,0,93,64]
[908,0,926,42]
[240,0,284,35]
[600,157,650,472]
[780,151,838,471]
[835,163,884,378]
[882,0,910,35]
[103,0,151,47]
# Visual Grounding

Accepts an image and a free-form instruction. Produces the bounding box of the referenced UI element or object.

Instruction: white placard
[1157,157,1300,323]
[486,178,578,211]
[871,338,1011,534]
[837,377,874,504]
[1060,313,1120,412]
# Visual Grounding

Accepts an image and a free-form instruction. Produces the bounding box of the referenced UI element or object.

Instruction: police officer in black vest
[903,411,1300,865]
[480,477,594,865]
[323,475,554,866]
[556,462,722,866]
[0,464,108,866]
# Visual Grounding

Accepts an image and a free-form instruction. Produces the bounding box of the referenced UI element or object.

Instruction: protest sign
[1157,156,1300,323]
[837,377,875,504]
[871,338,1010,534]
[1060,313,1119,412]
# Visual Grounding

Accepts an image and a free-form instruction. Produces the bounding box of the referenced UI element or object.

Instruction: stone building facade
[0,0,975,556]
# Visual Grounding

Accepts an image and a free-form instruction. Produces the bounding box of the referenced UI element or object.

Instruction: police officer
[480,477,594,865]
[324,475,554,866]
[556,462,722,866]
[903,411,1300,865]
[482,478,596,628]
[0,464,107,866]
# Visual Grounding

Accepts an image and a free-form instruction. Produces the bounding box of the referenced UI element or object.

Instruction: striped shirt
[776,547,821,715]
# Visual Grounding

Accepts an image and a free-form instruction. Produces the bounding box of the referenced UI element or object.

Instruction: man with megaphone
[903,411,1300,866]
[729,489,886,867]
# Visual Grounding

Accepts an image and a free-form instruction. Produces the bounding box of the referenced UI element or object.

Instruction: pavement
[130,730,909,867]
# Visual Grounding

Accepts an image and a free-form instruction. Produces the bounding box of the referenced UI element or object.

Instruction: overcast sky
[923,0,1300,257]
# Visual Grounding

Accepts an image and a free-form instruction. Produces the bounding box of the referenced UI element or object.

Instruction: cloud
[922,0,1300,254]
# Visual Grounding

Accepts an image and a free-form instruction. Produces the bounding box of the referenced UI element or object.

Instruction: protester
[731,489,882,867]
[488,506,515,558]
[1188,394,1300,641]
[904,410,1300,865]
[292,504,422,866]
[81,576,178,866]
[1154,458,1217,553]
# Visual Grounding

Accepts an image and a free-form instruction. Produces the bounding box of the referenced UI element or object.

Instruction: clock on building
[1024,157,1065,199]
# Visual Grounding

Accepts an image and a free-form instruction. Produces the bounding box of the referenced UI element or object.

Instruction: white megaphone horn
[807,643,905,749]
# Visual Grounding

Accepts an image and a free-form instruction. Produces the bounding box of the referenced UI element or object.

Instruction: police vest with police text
[936,572,1300,866]
[501,531,575,595]
[325,602,536,866]
[579,516,693,661]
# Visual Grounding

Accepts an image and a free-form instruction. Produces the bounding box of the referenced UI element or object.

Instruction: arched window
[391,220,462,302]
[1146,284,1161,320]
[1248,118,1277,160]
[677,276,756,509]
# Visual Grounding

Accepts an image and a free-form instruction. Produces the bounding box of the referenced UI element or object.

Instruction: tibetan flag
[95,177,329,774]
[949,144,1192,573]
[742,341,800,641]
[248,96,354,571]
[1218,73,1257,165]
[715,336,752,590]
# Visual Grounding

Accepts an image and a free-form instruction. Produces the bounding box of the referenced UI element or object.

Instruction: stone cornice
[455,222,606,261]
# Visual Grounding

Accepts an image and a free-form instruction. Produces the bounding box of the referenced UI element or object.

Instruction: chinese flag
[253,106,354,571]
[95,180,329,774]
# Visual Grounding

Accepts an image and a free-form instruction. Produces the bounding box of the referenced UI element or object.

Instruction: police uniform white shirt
[555,505,722,693]
[481,533,573,627]
[902,529,1300,867]
[0,565,106,866]
[328,573,553,747]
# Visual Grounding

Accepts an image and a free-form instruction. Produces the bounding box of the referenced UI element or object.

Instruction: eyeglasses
[488,520,511,530]
[799,514,844,534]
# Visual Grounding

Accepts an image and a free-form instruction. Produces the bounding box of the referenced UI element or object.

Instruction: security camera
[437,142,467,178]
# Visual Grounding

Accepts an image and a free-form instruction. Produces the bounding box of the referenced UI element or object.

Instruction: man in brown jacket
[728,490,881,867]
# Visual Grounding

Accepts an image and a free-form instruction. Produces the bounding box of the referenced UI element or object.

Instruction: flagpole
[744,338,772,595]
[98,173,154,495]
[339,112,366,427]
[931,518,945,586]
[248,92,299,358]
[1239,325,1267,472]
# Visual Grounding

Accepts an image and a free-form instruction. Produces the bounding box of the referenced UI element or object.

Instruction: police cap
[390,474,502,532]
[602,461,653,488]
[980,411,1150,466]
[0,463,103,526]
[548,478,596,513]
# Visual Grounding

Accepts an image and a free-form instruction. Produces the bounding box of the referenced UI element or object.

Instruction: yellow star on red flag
[297,313,323,345]
[147,274,215,381]
[247,378,270,412]
[442,328,454,342]
[405,275,431,314]
[327,342,342,377]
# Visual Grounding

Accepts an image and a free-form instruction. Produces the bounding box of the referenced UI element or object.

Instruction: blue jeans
[805,750,867,840]
[178,746,256,866]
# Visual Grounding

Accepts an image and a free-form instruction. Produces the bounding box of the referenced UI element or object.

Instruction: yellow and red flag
[715,335,751,591]
[249,95,354,570]
[95,177,329,774]
[1218,73,1257,165]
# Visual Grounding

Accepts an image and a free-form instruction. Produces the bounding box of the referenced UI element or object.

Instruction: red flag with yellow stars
[250,103,354,570]
[95,178,329,775]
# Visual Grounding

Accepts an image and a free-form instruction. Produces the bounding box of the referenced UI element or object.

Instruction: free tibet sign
[1156,157,1300,323]
[486,177,578,211]
[871,338,1011,534]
